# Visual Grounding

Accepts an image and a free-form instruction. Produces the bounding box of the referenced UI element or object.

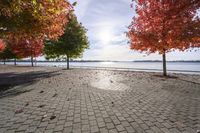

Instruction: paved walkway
[0,66,200,133]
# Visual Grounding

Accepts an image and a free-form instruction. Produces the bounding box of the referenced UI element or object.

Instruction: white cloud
[69,0,200,61]
[70,0,92,19]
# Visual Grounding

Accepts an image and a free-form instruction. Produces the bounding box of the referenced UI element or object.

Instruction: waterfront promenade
[0,65,200,133]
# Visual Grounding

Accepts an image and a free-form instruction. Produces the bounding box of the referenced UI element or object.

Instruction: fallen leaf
[42,114,47,119]
[111,102,115,107]
[38,104,46,108]
[15,108,23,114]
[25,102,29,106]
[50,115,56,120]
[52,93,58,97]
[41,114,48,121]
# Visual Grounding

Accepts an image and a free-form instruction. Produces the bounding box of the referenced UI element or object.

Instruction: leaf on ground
[138,100,142,104]
[15,108,23,114]
[25,102,29,106]
[39,90,44,93]
[41,114,47,120]
[38,104,46,108]
[41,114,48,122]
[50,115,56,120]
[52,93,58,97]
[111,102,115,107]
[185,91,189,94]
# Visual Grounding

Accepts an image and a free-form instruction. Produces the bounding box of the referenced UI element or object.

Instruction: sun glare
[98,30,113,44]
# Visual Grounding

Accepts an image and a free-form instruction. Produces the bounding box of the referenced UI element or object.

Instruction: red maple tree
[9,37,43,66]
[128,0,200,76]
[0,39,5,52]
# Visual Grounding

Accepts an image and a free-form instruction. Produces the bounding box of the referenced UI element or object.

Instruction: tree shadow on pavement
[0,71,61,98]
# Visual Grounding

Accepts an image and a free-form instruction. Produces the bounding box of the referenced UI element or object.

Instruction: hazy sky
[68,0,200,61]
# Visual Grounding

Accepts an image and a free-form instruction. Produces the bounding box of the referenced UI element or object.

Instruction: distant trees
[44,13,89,69]
[128,0,200,76]
[0,43,18,65]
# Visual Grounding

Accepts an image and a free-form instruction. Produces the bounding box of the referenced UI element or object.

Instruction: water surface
[1,61,200,74]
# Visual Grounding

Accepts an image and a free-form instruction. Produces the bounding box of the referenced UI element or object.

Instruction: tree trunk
[67,56,69,69]
[3,59,5,65]
[14,58,17,66]
[162,52,167,76]
[34,57,37,66]
[31,56,34,67]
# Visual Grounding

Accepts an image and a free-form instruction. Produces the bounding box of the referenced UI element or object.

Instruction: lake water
[1,61,200,75]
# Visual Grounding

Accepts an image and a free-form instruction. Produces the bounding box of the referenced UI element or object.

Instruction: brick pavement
[0,66,200,133]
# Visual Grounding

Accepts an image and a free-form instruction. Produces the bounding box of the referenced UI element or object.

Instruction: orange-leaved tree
[128,0,200,76]
[0,0,72,66]
[0,0,72,40]
[9,37,43,67]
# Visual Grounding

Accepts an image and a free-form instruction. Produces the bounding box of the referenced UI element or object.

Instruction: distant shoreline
[1,60,200,63]
[0,64,200,75]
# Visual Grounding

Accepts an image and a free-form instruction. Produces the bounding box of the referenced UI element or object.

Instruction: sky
[67,0,200,61]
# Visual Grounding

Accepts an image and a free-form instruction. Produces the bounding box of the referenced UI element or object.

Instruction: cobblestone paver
[0,66,200,133]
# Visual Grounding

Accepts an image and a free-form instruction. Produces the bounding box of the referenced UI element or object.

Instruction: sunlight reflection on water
[100,62,114,65]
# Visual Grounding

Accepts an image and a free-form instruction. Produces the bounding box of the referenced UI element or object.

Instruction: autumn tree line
[0,0,200,76]
[0,1,89,69]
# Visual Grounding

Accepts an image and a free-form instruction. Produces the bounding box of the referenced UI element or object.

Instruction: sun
[98,30,113,44]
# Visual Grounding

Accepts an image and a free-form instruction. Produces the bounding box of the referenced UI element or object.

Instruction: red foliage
[9,37,43,58]
[128,0,200,54]
[0,39,5,52]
